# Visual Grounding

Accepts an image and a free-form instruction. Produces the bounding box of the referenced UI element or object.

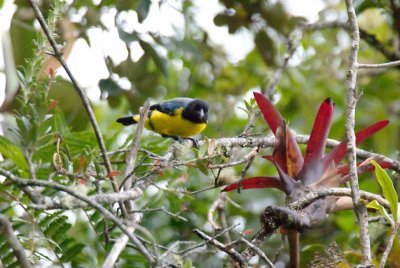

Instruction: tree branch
[27,189,144,210]
[238,236,276,268]
[345,0,372,264]
[193,228,247,266]
[289,187,389,211]
[0,214,32,268]
[357,60,400,69]
[379,223,400,268]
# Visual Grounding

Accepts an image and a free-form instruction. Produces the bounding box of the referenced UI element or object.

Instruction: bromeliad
[223,92,394,267]
[223,92,392,204]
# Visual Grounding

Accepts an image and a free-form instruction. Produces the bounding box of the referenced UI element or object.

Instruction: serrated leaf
[0,136,28,170]
[371,160,398,223]
[367,200,394,226]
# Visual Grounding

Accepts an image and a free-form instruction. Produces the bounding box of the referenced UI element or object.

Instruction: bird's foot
[162,135,199,148]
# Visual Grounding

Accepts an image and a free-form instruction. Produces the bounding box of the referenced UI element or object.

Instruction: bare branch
[289,188,390,211]
[129,207,188,222]
[28,189,144,210]
[0,214,32,268]
[379,223,400,268]
[123,100,151,192]
[303,20,349,31]
[193,228,247,266]
[208,147,259,169]
[357,60,400,69]
[239,236,276,268]
[344,0,372,263]
[208,193,225,230]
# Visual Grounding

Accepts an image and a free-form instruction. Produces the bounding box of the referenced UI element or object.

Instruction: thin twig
[379,223,400,268]
[344,0,372,264]
[289,187,390,211]
[28,189,144,210]
[0,214,32,268]
[26,0,126,215]
[193,228,247,266]
[123,100,150,192]
[103,101,151,268]
[129,207,188,222]
[303,20,349,31]
[164,225,238,257]
[239,237,275,268]
[208,193,226,230]
[357,60,400,69]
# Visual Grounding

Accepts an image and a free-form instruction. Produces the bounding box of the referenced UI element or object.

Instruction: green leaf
[195,159,209,175]
[52,108,69,134]
[137,0,151,22]
[371,160,398,223]
[59,242,85,262]
[0,136,28,170]
[254,30,275,66]
[184,259,193,268]
[367,200,394,226]
[140,41,169,77]
[354,0,383,14]
[99,78,123,97]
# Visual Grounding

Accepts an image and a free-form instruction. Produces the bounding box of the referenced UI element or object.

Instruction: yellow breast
[143,108,206,138]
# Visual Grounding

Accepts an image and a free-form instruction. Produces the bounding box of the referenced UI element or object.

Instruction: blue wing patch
[150,98,193,115]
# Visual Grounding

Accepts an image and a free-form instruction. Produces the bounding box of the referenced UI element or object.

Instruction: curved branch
[26,0,125,215]
[0,215,32,268]
[289,187,389,211]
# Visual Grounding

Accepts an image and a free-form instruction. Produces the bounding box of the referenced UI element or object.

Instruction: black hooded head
[182,99,209,123]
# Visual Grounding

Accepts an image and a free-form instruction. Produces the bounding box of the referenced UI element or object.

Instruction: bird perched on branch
[117,97,209,142]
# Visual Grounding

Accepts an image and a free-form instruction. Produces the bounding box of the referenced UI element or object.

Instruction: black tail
[116,116,137,126]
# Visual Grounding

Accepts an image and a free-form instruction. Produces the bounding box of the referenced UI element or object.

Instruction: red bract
[223,92,392,194]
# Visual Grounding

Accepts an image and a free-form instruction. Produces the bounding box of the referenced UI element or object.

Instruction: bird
[116,97,209,142]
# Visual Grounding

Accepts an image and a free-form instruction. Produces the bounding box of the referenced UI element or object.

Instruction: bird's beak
[199,109,207,121]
